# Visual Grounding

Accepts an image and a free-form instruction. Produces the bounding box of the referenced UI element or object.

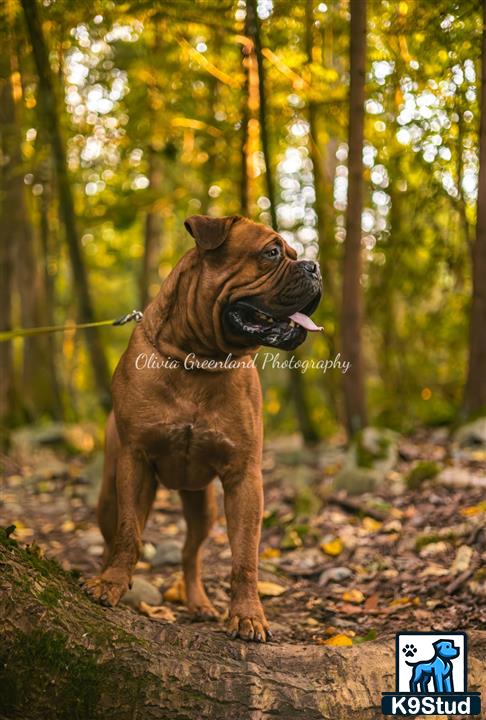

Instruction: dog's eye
[263,246,280,260]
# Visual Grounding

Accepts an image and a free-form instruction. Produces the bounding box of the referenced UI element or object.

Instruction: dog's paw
[227,609,272,643]
[403,643,417,658]
[188,601,220,622]
[83,572,129,607]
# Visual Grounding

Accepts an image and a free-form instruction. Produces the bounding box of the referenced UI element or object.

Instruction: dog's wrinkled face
[185,215,322,352]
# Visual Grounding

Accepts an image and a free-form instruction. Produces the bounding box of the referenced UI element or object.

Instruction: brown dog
[84,215,322,642]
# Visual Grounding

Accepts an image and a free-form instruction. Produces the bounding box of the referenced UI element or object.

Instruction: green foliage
[2,0,484,436]
[405,460,440,490]
[355,430,391,468]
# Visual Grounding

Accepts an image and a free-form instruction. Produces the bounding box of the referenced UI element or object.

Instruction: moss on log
[1,530,485,720]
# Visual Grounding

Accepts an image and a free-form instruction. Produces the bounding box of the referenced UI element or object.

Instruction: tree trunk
[37,157,64,417]
[140,147,163,309]
[246,0,277,229]
[2,534,484,720]
[463,0,486,417]
[288,357,320,444]
[239,34,251,217]
[246,0,319,442]
[304,0,341,422]
[20,0,111,411]
[0,73,20,440]
[341,0,368,436]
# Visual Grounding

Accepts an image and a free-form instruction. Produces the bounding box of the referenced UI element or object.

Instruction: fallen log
[0,530,485,720]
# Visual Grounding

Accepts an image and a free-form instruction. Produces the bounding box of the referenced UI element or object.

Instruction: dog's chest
[141,421,236,489]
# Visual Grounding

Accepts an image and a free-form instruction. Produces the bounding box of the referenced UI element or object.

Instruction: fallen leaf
[364,592,379,611]
[163,577,187,604]
[460,501,486,517]
[362,517,382,532]
[135,561,151,571]
[257,580,286,597]
[420,563,449,577]
[281,528,302,550]
[342,589,365,604]
[450,545,473,575]
[338,603,363,615]
[139,601,176,622]
[388,596,412,606]
[354,629,377,643]
[260,547,281,559]
[319,634,353,647]
[321,537,344,556]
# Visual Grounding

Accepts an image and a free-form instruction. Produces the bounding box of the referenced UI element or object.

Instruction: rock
[405,461,440,490]
[318,566,353,587]
[88,545,104,557]
[11,422,96,454]
[81,452,104,508]
[81,527,103,547]
[454,417,486,448]
[450,545,473,575]
[121,577,162,609]
[333,427,400,496]
[419,541,450,558]
[333,467,383,495]
[148,540,183,567]
[352,427,400,473]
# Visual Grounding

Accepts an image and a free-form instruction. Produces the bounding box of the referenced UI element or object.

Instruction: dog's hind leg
[97,412,157,570]
[85,444,156,607]
[97,412,120,569]
[180,483,219,621]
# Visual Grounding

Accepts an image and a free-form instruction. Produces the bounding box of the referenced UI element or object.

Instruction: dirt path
[1,427,485,645]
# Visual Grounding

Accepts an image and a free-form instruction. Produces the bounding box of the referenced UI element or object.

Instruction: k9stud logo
[381,632,481,716]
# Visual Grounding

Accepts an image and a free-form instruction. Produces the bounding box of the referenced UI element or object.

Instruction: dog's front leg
[84,447,146,607]
[222,469,271,642]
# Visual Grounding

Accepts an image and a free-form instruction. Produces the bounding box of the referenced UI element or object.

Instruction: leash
[0,309,144,342]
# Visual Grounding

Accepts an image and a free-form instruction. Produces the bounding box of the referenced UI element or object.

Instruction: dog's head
[433,640,460,660]
[184,215,322,353]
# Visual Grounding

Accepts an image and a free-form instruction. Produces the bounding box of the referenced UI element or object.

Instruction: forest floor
[1,425,485,646]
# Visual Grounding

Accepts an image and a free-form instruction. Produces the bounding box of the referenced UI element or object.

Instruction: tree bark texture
[341,0,368,436]
[246,0,277,229]
[2,534,484,720]
[141,147,163,309]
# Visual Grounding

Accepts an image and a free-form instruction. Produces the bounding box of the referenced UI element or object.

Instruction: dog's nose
[300,260,319,276]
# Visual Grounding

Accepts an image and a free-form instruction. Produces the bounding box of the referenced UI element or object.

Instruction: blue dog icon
[407,639,459,693]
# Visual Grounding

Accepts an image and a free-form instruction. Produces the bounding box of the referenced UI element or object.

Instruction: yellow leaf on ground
[389,596,410,606]
[321,538,344,556]
[362,516,382,532]
[139,601,176,622]
[163,577,187,604]
[342,589,365,604]
[260,547,281,559]
[257,581,286,597]
[319,634,353,647]
[60,520,75,533]
[460,501,486,517]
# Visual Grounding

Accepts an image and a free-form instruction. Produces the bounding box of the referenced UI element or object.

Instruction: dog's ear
[184,215,240,251]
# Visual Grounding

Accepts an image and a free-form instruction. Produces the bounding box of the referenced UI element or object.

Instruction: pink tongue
[289,312,323,332]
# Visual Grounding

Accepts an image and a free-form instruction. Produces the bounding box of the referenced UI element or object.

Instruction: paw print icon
[402,643,417,658]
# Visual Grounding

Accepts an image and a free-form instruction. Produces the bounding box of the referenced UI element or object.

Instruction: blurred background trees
[0,0,485,444]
